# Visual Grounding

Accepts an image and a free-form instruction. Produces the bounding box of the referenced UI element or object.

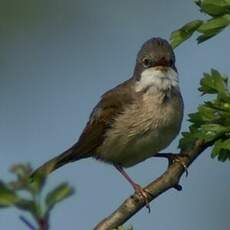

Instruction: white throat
[135,67,179,92]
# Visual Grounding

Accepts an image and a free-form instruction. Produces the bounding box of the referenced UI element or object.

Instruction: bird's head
[133,37,178,92]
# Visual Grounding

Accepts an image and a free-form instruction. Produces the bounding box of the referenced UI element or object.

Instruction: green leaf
[172,1,230,45]
[9,164,32,191]
[29,172,46,194]
[194,0,202,7]
[196,15,230,43]
[197,15,230,32]
[179,130,199,150]
[197,27,225,43]
[45,183,74,212]
[9,163,46,194]
[0,181,19,207]
[170,20,203,48]
[189,106,217,124]
[15,199,35,212]
[179,69,230,162]
[199,69,228,95]
[10,164,32,180]
[180,124,228,149]
[197,0,230,17]
[200,124,229,141]
[205,100,230,113]
[212,138,230,161]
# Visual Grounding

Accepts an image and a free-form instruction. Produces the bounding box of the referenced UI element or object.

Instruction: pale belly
[96,90,183,167]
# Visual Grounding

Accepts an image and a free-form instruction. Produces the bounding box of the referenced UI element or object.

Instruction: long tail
[30,147,85,181]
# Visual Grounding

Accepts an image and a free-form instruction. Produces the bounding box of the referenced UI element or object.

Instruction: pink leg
[115,164,151,212]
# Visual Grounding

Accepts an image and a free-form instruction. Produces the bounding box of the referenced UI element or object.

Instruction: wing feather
[31,78,135,178]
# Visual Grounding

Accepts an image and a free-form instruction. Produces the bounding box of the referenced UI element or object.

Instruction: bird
[31,37,184,210]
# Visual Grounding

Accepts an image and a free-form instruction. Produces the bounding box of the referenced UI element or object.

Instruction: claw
[133,183,151,213]
[173,157,188,177]
[114,164,152,212]
[154,153,189,177]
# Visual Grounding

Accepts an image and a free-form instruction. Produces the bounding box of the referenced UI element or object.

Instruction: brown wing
[31,78,136,178]
[72,78,136,156]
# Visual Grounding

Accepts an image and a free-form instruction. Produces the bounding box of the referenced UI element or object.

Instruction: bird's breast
[96,87,183,167]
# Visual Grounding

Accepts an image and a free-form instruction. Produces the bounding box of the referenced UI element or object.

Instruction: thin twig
[94,139,209,230]
[19,215,37,230]
[38,218,49,230]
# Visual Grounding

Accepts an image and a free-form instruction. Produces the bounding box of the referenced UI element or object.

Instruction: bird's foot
[154,153,190,177]
[114,164,151,212]
[172,154,189,177]
[132,183,151,213]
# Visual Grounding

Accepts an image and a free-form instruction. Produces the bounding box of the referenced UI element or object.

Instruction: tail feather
[30,147,84,181]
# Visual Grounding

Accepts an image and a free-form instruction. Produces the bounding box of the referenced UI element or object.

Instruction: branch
[94,139,211,230]
[19,215,37,230]
[38,218,49,230]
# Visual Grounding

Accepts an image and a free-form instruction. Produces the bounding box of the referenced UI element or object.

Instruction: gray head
[133,37,176,79]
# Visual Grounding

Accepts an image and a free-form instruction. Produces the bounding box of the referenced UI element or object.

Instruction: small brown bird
[32,37,183,209]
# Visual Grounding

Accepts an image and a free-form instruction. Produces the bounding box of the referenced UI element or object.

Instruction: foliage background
[0,0,229,229]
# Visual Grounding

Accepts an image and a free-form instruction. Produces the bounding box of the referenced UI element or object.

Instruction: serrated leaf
[200,124,228,140]
[212,138,230,161]
[199,69,228,94]
[198,0,230,16]
[170,20,203,48]
[189,105,217,124]
[180,69,230,162]
[0,181,19,207]
[45,183,74,212]
[205,101,230,113]
[211,139,222,158]
[179,131,198,150]
[218,149,230,161]
[180,121,229,150]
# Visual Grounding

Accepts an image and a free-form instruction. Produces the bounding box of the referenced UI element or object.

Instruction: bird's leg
[153,153,189,177]
[153,153,190,191]
[114,164,151,212]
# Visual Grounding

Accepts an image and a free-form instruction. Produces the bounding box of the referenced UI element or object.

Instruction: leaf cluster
[0,163,74,229]
[179,69,230,161]
[170,0,230,48]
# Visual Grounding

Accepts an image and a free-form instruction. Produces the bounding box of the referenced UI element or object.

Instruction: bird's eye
[142,58,152,68]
